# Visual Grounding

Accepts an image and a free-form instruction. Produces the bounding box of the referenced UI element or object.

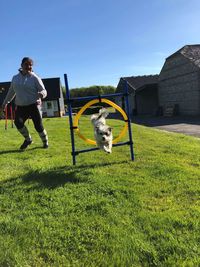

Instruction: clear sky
[1,0,200,88]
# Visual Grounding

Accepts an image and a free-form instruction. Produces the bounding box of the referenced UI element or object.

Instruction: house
[42,77,65,117]
[0,82,10,106]
[0,82,13,119]
[159,44,200,116]
[0,77,65,117]
[116,75,159,116]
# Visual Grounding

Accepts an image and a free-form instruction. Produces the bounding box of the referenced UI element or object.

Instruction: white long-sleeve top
[3,72,47,106]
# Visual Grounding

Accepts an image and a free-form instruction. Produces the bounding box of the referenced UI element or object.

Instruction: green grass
[0,117,200,267]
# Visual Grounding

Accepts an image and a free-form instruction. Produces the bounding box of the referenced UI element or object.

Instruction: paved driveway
[132,116,200,138]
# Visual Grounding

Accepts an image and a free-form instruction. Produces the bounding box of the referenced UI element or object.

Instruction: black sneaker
[20,139,32,150]
[43,142,48,149]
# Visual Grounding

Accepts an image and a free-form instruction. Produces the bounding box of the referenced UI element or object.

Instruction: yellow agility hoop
[73,98,128,145]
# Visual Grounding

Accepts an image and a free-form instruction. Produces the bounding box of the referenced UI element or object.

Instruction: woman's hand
[36,99,42,106]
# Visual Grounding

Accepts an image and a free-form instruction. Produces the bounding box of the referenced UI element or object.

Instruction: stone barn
[159,44,200,116]
[116,75,159,116]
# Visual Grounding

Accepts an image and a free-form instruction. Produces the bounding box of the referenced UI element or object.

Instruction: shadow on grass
[22,167,87,188]
[23,160,128,188]
[0,166,88,192]
[1,160,128,191]
[0,147,42,155]
[75,160,128,169]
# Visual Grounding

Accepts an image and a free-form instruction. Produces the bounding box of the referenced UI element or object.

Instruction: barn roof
[167,44,200,68]
[116,75,159,94]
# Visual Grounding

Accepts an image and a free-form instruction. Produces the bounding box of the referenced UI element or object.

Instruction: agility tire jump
[73,98,128,145]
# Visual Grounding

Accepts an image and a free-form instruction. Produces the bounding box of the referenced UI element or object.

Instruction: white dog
[91,108,113,153]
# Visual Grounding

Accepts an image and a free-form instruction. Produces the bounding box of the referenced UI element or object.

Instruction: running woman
[0,57,48,150]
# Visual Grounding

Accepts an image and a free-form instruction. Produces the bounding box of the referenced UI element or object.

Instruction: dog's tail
[98,108,109,119]
[91,108,109,123]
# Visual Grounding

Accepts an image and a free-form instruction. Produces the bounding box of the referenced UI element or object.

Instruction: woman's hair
[21,57,33,65]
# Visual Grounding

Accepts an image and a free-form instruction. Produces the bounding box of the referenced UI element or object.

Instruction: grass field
[0,117,200,266]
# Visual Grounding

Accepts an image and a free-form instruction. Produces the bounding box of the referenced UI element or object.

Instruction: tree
[69,85,116,98]
[62,85,116,107]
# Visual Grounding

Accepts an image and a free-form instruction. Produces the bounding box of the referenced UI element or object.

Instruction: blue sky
[1,0,200,88]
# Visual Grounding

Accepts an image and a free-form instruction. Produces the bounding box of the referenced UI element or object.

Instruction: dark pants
[14,103,44,133]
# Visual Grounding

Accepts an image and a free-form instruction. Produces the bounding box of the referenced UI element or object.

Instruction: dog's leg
[108,142,112,153]
[103,145,112,153]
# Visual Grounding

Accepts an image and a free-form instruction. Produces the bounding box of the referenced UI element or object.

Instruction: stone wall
[159,54,200,115]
